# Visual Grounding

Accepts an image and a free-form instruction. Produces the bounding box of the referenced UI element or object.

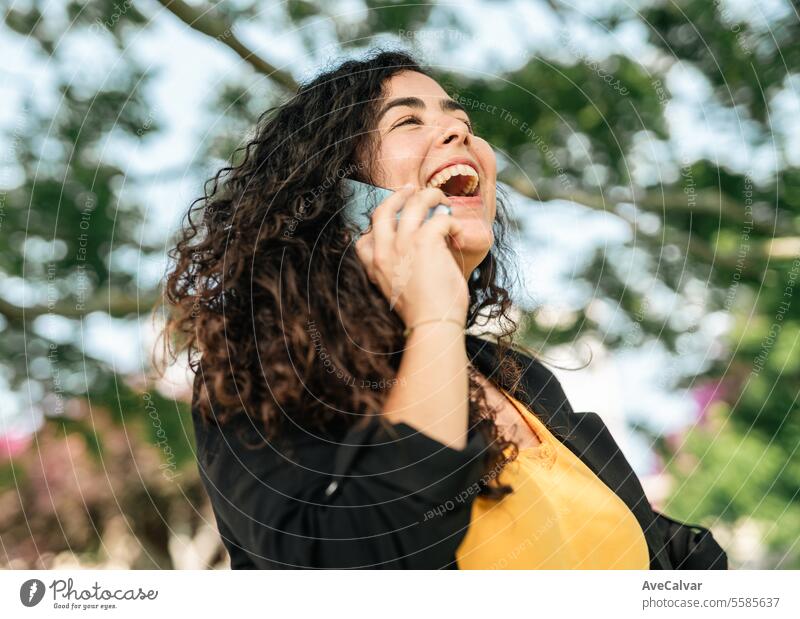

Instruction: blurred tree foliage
[0,0,797,567]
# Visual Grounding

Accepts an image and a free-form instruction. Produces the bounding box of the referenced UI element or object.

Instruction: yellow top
[456,389,650,569]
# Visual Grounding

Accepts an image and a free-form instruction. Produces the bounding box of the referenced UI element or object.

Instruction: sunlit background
[1,0,799,568]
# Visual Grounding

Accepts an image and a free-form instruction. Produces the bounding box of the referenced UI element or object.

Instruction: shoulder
[188,371,324,475]
[466,333,574,415]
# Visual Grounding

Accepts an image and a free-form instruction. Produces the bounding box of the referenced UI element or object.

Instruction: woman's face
[366,70,497,272]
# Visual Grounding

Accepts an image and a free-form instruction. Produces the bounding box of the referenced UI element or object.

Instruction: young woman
[164,49,727,570]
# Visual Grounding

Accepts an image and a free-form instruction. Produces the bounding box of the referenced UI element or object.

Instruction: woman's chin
[448,222,494,265]
[443,195,495,268]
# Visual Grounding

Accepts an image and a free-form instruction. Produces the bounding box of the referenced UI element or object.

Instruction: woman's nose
[438,119,470,146]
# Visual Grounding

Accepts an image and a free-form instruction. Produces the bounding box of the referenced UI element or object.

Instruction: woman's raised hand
[354,186,469,331]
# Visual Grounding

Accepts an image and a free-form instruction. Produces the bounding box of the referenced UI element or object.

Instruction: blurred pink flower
[692,380,727,424]
[658,379,729,471]
[0,431,32,460]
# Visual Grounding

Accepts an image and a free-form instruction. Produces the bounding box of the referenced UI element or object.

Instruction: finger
[354,233,376,282]
[354,231,373,262]
[370,185,414,269]
[446,217,467,252]
[418,206,464,246]
[369,184,415,224]
[395,187,451,249]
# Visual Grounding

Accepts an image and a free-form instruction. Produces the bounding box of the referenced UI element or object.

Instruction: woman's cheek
[377,146,422,188]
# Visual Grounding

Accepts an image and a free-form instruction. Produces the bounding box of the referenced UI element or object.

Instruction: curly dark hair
[163,48,532,500]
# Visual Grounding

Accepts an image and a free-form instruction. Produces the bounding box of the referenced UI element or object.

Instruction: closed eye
[391,115,474,133]
[392,115,423,129]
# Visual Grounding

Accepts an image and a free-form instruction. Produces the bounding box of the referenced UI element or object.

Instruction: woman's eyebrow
[440,98,468,115]
[377,96,469,122]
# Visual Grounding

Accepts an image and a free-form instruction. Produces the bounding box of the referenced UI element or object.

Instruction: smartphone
[340,178,450,238]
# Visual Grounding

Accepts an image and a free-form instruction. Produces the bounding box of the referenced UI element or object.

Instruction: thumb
[446,218,466,250]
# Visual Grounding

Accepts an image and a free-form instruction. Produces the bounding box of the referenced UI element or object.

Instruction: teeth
[426,163,479,196]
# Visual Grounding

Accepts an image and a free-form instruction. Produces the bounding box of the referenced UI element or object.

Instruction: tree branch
[501,174,790,237]
[0,289,161,324]
[500,177,790,275]
[152,0,298,92]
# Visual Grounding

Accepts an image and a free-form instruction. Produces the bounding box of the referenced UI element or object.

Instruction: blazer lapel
[466,334,672,569]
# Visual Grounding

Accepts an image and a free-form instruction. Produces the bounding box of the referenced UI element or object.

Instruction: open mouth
[426,163,480,197]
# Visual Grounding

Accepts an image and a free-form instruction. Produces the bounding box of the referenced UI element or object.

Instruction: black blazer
[191,333,728,569]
